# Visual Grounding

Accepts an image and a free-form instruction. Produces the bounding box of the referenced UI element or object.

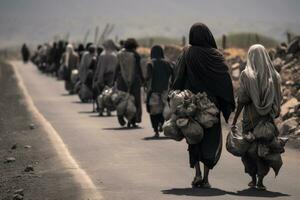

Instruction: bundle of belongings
[78,83,93,102]
[112,90,136,126]
[148,91,171,120]
[70,69,80,93]
[226,120,288,176]
[97,86,117,116]
[163,90,219,144]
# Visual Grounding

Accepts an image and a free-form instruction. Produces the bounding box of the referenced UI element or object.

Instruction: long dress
[146,58,173,131]
[115,49,143,123]
[63,52,79,92]
[172,45,235,169]
[237,83,271,177]
[237,44,282,177]
[93,49,118,93]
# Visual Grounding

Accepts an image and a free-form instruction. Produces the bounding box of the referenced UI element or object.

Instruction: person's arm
[113,62,120,83]
[145,62,152,82]
[135,53,145,84]
[232,102,244,127]
[171,51,186,90]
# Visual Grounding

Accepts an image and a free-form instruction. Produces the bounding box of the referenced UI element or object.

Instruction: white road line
[11,61,103,200]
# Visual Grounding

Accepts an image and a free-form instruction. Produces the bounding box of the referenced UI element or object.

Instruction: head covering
[172,22,235,121]
[189,23,217,48]
[151,45,164,59]
[241,44,282,117]
[103,39,117,51]
[65,44,74,66]
[88,45,96,54]
[124,38,139,50]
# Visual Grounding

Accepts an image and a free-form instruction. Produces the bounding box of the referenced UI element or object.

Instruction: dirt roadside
[0,60,85,200]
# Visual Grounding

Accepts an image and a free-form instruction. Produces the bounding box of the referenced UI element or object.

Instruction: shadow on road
[89,114,115,118]
[229,188,290,198]
[71,101,91,104]
[142,136,171,141]
[102,127,143,131]
[162,187,290,198]
[162,187,227,197]
[78,111,95,114]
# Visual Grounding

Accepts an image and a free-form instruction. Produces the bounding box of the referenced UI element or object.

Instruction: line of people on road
[26,22,285,191]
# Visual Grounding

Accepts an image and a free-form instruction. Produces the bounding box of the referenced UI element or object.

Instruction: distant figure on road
[62,44,79,93]
[172,23,235,188]
[93,40,118,96]
[78,44,97,102]
[21,43,30,63]
[146,45,173,138]
[232,44,282,190]
[115,38,144,128]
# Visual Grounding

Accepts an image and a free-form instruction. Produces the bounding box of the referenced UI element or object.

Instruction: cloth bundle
[114,90,136,122]
[226,121,288,176]
[78,84,93,102]
[148,91,171,120]
[97,86,117,113]
[71,69,79,86]
[163,90,219,144]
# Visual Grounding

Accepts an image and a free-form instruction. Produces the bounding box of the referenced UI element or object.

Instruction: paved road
[13,61,300,200]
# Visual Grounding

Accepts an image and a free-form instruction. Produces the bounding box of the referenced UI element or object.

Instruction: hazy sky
[0,0,299,47]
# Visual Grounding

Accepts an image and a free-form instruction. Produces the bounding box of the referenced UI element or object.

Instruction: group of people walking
[25,22,283,191]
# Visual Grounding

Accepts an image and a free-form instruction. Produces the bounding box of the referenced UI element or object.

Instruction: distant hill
[138,33,278,49]
[216,33,279,49]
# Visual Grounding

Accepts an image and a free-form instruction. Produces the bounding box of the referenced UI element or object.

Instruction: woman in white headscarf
[62,44,79,93]
[232,44,282,190]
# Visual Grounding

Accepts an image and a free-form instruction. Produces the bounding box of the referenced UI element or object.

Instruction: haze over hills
[0,0,300,47]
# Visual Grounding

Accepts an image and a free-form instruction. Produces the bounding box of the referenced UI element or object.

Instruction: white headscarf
[241,44,282,118]
[65,44,74,66]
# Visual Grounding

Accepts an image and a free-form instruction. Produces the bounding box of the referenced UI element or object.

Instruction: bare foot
[201,180,211,189]
[257,184,266,190]
[248,181,256,188]
[191,176,202,188]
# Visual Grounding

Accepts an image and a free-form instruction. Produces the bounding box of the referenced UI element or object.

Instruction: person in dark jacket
[21,43,30,63]
[114,38,144,128]
[172,23,235,188]
[146,45,173,137]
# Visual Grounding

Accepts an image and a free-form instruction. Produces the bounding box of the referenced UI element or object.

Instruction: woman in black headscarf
[146,45,173,137]
[172,23,235,188]
[114,38,144,127]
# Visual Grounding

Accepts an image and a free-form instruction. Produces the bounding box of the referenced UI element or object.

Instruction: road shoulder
[0,60,102,200]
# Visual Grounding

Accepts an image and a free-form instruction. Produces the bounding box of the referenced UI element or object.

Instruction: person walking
[146,45,173,138]
[232,44,282,190]
[114,38,144,128]
[171,23,235,188]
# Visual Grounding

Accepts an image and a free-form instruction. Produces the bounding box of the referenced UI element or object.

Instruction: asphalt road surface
[12,61,300,200]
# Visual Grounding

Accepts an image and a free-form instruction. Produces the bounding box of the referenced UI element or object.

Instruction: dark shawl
[172,23,235,122]
[147,45,173,93]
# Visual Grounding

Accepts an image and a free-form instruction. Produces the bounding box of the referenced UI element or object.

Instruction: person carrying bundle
[231,44,285,190]
[114,38,144,128]
[78,44,97,102]
[171,23,235,188]
[146,45,173,138]
[93,40,118,114]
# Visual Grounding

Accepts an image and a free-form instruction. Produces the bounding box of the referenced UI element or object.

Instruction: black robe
[146,45,173,131]
[172,23,235,169]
